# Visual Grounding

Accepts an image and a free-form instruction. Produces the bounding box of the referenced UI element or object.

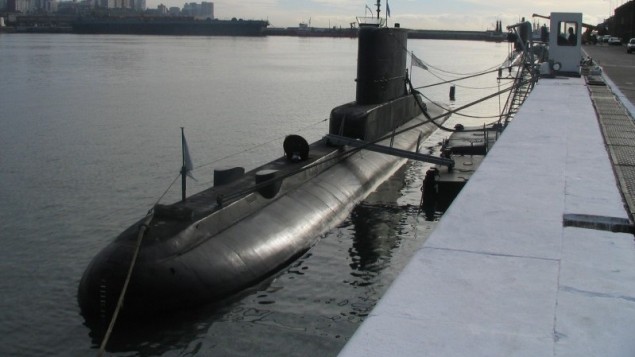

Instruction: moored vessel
[78,3,450,325]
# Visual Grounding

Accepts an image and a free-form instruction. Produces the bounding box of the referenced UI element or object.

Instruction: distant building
[200,1,212,18]
[37,0,57,12]
[613,1,635,40]
[168,6,179,15]
[9,0,58,13]
[1,0,208,16]
[56,0,75,13]
[181,2,197,16]
[101,0,146,11]
[70,0,144,11]
[7,0,31,12]
[182,1,213,19]
[101,0,132,10]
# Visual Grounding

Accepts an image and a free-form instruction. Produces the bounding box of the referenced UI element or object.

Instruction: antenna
[358,1,384,27]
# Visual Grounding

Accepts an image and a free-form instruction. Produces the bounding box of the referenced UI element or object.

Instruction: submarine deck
[145,137,345,242]
[175,138,340,217]
[339,56,635,355]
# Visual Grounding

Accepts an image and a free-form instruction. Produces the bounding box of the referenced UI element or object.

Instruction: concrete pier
[339,63,635,355]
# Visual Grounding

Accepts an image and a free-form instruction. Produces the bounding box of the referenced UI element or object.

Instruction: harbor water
[0,34,511,356]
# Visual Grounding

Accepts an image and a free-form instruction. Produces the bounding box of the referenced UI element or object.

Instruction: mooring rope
[387,30,512,79]
[414,55,511,77]
[97,213,152,357]
[418,81,517,120]
[409,76,532,133]
[96,170,181,355]
[413,66,507,91]
[422,64,518,90]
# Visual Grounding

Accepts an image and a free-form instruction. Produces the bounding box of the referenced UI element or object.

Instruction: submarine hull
[78,25,448,322]
[78,107,444,320]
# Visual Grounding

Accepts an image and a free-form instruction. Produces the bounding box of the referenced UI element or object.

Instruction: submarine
[78,14,449,323]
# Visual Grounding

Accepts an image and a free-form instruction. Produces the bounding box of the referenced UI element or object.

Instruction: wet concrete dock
[339,51,635,356]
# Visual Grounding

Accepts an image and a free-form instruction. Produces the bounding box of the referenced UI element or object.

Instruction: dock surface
[339,52,635,356]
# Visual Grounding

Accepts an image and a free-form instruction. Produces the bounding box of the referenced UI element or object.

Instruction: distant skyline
[147,0,625,30]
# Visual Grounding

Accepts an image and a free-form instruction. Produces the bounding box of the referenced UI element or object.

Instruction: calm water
[0,34,512,356]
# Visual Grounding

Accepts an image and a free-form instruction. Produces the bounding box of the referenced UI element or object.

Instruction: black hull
[78,100,445,322]
[78,26,446,323]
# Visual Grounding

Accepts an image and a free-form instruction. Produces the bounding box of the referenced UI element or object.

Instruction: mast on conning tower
[358,0,385,27]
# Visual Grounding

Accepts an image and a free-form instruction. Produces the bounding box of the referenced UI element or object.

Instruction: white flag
[182,130,195,180]
[411,53,428,70]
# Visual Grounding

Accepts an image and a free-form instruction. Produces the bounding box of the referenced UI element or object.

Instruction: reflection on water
[349,202,406,275]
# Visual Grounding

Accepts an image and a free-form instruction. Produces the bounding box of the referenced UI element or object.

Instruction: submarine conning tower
[329,25,423,142]
[356,26,408,104]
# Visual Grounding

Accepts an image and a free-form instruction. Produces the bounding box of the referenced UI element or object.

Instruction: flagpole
[385,0,388,27]
[181,127,187,202]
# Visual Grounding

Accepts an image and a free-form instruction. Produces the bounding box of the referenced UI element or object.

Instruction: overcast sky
[147,0,624,30]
